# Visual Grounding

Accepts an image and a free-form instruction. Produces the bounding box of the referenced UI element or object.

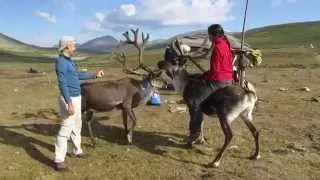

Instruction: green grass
[0,55,320,179]
[238,21,320,48]
[1,21,320,179]
[0,46,320,179]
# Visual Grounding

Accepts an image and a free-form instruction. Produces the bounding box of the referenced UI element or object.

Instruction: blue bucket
[148,91,161,105]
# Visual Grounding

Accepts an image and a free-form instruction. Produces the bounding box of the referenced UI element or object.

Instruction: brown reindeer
[158,40,260,167]
[81,29,160,145]
[81,71,158,145]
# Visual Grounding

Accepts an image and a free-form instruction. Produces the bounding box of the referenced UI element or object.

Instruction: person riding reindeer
[160,24,237,143]
[203,24,234,89]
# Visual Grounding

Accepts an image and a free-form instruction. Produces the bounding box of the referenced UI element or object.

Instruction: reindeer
[157,40,260,167]
[81,71,158,145]
[81,29,160,145]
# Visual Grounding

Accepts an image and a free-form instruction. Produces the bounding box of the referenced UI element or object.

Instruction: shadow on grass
[22,120,186,156]
[0,125,54,168]
[0,118,207,168]
[88,120,186,155]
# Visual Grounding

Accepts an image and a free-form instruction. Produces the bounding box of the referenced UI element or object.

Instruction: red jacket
[204,36,233,82]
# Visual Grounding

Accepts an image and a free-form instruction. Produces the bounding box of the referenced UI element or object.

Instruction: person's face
[66,42,76,56]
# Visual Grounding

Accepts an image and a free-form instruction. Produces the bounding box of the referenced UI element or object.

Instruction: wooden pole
[239,0,249,87]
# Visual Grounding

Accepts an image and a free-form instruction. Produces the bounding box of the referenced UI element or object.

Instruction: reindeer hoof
[213,161,220,168]
[249,154,261,160]
[205,161,220,168]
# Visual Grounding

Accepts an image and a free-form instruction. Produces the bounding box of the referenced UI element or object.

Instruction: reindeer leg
[121,110,128,137]
[186,105,204,148]
[196,120,206,144]
[207,117,233,168]
[126,109,137,144]
[240,111,260,160]
[85,110,96,147]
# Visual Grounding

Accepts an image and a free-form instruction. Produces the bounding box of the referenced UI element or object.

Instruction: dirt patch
[12,108,59,121]
[0,69,43,79]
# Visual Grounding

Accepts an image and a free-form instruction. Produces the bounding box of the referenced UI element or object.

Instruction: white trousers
[54,96,83,163]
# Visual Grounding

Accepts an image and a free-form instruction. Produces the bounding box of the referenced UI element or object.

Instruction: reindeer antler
[174,39,185,56]
[170,38,207,72]
[112,28,160,77]
[142,32,150,46]
[119,28,154,75]
[112,51,147,76]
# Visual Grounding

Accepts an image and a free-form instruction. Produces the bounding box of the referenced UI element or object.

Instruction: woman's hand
[67,102,75,115]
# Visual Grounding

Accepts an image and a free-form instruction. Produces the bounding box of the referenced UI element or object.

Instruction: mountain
[0,33,92,58]
[78,36,119,53]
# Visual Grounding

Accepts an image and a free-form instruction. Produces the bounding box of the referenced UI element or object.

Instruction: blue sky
[0,0,319,47]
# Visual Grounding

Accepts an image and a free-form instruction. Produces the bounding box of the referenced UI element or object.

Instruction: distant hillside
[79,36,118,53]
[0,33,55,56]
[148,21,320,50]
[239,21,320,48]
[1,21,319,58]
[0,33,93,58]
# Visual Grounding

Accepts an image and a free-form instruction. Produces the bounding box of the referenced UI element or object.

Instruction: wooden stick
[187,56,206,73]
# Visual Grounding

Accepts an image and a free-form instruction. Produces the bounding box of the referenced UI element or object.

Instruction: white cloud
[135,0,233,26]
[36,11,57,23]
[84,0,234,32]
[271,0,297,6]
[83,12,106,32]
[95,12,106,23]
[120,4,136,17]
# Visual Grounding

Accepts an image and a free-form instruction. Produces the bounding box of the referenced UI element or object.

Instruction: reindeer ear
[157,60,166,69]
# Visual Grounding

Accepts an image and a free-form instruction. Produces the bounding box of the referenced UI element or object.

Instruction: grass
[238,21,320,48]
[0,44,320,179]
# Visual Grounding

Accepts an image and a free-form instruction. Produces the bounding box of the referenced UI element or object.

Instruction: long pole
[240,0,249,50]
[239,0,249,87]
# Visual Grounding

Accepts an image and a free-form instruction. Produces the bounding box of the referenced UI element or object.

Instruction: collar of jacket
[59,54,72,61]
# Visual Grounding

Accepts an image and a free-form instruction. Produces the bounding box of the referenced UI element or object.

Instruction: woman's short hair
[208,24,225,37]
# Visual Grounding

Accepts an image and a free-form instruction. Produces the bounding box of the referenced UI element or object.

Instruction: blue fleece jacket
[55,55,96,103]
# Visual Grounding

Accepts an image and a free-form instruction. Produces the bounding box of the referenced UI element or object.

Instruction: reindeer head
[158,39,190,78]
[164,39,190,67]
[157,39,192,92]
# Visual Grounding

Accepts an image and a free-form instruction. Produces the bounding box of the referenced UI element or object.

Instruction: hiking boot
[75,152,88,159]
[54,162,69,172]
